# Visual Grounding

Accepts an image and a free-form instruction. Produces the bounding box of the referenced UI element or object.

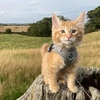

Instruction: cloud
[29,1,39,6]
[0,11,5,15]
[53,11,62,14]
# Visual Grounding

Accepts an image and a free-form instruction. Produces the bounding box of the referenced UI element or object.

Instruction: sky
[0,0,100,23]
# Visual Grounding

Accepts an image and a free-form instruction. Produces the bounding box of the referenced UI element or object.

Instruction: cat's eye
[71,29,77,33]
[61,30,65,33]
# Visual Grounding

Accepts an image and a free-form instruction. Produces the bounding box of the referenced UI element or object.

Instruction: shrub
[5,28,12,34]
[85,6,100,34]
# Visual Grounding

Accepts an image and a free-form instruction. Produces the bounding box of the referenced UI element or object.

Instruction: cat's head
[52,12,85,48]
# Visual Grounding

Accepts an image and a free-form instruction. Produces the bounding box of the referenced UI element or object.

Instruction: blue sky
[0,0,100,23]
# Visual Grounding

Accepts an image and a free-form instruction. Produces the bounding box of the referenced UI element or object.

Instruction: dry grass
[0,49,41,100]
[78,31,100,68]
[0,31,100,99]
[0,26,30,32]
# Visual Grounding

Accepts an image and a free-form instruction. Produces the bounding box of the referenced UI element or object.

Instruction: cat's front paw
[68,86,78,93]
[50,85,59,93]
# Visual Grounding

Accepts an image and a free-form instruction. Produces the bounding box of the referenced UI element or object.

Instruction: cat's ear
[74,12,85,29]
[52,13,61,29]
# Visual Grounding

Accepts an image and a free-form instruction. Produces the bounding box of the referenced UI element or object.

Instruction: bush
[85,6,100,34]
[27,17,52,37]
[27,16,69,37]
[5,28,12,34]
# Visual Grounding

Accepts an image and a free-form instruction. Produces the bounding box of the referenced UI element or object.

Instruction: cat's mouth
[62,39,77,46]
[62,39,74,44]
[60,37,77,47]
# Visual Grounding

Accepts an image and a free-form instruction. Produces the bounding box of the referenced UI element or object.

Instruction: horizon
[0,0,100,23]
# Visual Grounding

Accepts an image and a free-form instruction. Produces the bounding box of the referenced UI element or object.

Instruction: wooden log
[17,67,100,100]
[89,86,100,100]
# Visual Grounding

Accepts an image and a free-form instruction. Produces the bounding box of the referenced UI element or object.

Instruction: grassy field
[0,34,51,100]
[78,31,100,67]
[0,26,30,32]
[0,32,100,100]
[0,34,51,50]
[0,49,41,100]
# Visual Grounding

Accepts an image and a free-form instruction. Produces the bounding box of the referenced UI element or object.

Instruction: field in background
[0,25,30,32]
[0,34,51,100]
[0,32,100,99]
[78,31,100,67]
[0,49,41,100]
[0,34,51,50]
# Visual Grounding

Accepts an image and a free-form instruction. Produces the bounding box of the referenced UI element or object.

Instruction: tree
[27,17,52,37]
[27,15,70,37]
[5,28,12,34]
[58,15,70,21]
[85,6,100,33]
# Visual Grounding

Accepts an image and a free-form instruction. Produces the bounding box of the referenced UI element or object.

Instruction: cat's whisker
[41,12,85,93]
[73,40,77,45]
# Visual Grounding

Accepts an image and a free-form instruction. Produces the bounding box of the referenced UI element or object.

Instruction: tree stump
[17,67,100,100]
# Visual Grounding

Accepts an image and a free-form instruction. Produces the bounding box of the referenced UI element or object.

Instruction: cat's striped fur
[41,12,85,93]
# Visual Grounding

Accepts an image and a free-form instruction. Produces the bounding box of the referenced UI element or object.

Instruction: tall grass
[0,34,51,50]
[0,32,100,99]
[78,31,100,67]
[0,34,51,100]
[0,49,41,100]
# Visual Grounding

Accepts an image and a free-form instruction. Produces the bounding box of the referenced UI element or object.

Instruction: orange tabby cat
[41,12,85,93]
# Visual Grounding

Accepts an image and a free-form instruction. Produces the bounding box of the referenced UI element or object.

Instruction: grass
[0,34,51,100]
[0,34,51,50]
[0,26,30,32]
[0,32,100,99]
[78,31,100,67]
[0,49,41,100]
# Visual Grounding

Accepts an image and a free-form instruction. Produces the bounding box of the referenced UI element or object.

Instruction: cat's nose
[67,35,71,40]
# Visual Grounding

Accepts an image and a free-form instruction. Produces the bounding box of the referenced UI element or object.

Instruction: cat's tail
[41,43,49,56]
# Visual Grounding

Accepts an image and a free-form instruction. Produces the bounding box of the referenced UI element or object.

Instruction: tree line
[27,16,69,37]
[5,6,100,36]
[27,17,52,37]
[85,6,100,33]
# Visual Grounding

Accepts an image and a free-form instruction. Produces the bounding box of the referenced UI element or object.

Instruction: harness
[48,44,77,67]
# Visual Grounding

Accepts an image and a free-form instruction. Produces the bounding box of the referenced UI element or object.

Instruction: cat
[41,12,85,93]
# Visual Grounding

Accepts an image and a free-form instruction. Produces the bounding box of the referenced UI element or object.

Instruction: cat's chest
[48,44,78,67]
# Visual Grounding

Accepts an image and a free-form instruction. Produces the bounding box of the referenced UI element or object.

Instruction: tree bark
[17,67,100,100]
